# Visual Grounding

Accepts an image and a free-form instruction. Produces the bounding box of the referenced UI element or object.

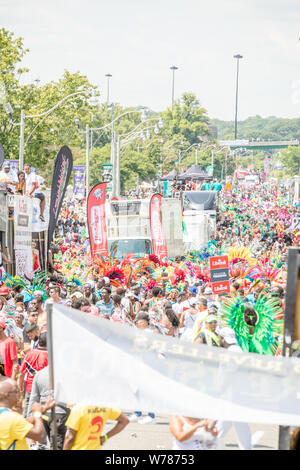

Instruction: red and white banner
[209,255,230,295]
[150,193,168,259]
[209,255,229,271]
[87,183,108,258]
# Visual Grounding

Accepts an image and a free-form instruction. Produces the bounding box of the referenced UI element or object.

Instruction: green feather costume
[220,292,283,355]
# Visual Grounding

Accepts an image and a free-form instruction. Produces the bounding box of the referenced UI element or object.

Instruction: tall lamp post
[234,54,243,140]
[170,66,178,109]
[105,74,112,104]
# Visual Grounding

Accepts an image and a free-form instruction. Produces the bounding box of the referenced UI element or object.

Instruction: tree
[0,28,96,174]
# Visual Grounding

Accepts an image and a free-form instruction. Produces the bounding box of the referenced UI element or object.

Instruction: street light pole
[234,54,243,140]
[170,66,178,109]
[86,124,90,199]
[19,110,25,170]
[105,74,112,104]
[110,103,115,165]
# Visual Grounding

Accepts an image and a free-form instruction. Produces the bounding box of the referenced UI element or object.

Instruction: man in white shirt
[0,162,18,192]
[24,164,46,222]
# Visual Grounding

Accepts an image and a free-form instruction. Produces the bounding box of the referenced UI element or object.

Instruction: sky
[2,0,300,121]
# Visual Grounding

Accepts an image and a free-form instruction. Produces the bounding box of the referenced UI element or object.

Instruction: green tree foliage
[0,28,96,174]
[211,115,300,141]
[280,146,300,177]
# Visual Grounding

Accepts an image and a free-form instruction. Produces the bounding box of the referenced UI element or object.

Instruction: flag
[48,146,73,247]
[150,193,168,259]
[49,304,300,426]
[87,183,108,257]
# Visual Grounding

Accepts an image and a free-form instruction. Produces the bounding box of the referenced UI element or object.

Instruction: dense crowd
[0,178,299,450]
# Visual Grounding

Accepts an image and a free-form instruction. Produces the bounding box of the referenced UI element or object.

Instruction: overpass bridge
[219,139,299,151]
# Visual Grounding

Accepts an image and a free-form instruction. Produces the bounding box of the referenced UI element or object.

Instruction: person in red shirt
[18,331,48,418]
[0,318,18,380]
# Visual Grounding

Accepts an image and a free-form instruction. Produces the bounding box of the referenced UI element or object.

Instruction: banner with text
[51,304,300,426]
[73,165,86,196]
[87,183,108,257]
[150,193,168,259]
[48,146,73,248]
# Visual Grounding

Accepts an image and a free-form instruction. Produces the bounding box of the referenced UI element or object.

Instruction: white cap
[204,287,213,295]
[219,327,238,345]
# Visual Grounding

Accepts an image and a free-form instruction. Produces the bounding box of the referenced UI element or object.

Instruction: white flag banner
[51,304,300,426]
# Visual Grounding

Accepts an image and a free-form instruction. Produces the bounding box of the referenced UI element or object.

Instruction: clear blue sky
[2,0,300,120]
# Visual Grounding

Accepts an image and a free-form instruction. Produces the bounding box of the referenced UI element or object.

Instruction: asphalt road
[103,414,279,451]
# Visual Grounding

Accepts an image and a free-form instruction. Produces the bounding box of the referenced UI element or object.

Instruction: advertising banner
[0,144,4,169]
[14,196,32,250]
[0,192,7,232]
[150,193,168,259]
[102,163,113,194]
[87,183,108,257]
[73,165,86,196]
[209,255,230,294]
[51,304,300,427]
[48,146,73,247]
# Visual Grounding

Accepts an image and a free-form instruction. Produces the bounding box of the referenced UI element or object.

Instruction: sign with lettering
[209,255,229,270]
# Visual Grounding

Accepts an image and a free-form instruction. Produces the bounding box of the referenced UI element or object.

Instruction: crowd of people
[0,177,299,450]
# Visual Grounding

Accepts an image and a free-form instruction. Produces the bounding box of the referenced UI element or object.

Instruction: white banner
[15,249,33,278]
[51,305,300,426]
[14,196,32,250]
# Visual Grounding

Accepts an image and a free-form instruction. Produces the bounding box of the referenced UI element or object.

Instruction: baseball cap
[204,287,213,295]
[189,298,198,307]
[3,162,10,168]
[189,286,198,295]
[71,291,83,299]
[0,286,9,296]
[205,314,218,323]
[219,327,238,345]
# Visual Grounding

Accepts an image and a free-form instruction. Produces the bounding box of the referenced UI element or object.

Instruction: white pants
[217,421,252,450]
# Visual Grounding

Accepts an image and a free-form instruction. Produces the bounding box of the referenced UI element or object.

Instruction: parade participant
[0,162,18,192]
[83,283,97,305]
[18,331,48,418]
[194,314,220,347]
[95,286,115,318]
[0,377,55,450]
[15,171,26,195]
[28,365,70,450]
[63,405,129,450]
[0,243,12,284]
[0,319,18,379]
[170,416,218,450]
[23,322,40,353]
[24,164,46,222]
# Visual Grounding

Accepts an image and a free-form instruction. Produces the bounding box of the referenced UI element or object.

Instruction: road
[103,414,279,450]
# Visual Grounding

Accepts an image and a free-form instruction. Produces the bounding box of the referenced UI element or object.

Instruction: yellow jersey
[0,408,33,450]
[65,405,121,450]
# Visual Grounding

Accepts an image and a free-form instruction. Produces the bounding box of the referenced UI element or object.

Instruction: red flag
[150,193,168,259]
[87,183,108,258]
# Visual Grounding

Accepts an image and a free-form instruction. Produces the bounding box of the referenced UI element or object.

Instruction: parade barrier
[49,304,300,427]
